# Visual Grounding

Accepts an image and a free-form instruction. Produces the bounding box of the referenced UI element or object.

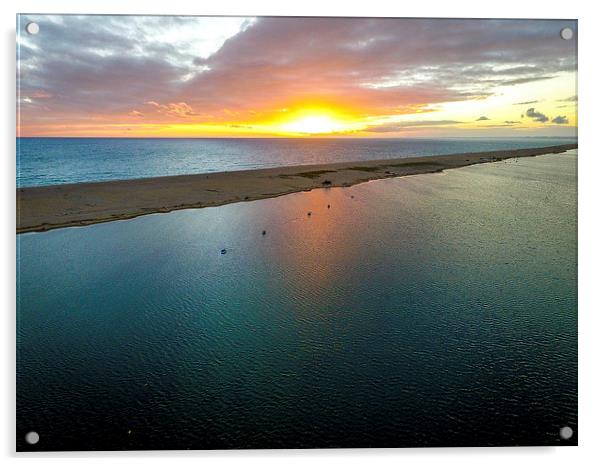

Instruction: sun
[280,114,345,135]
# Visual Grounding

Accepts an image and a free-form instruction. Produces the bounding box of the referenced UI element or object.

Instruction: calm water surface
[17,151,577,450]
[17,137,576,187]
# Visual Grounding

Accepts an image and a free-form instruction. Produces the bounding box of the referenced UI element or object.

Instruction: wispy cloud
[364,120,463,132]
[145,101,199,118]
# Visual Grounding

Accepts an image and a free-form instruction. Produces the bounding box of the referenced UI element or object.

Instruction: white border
[2,1,600,465]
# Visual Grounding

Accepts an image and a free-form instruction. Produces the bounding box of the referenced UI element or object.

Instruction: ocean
[17,137,576,187]
[16,150,577,450]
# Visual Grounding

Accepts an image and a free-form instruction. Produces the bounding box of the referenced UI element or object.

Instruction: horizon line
[16,135,578,140]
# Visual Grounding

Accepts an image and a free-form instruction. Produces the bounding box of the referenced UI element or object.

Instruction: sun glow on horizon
[278,111,352,135]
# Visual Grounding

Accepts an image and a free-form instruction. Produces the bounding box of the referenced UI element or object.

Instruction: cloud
[185,18,576,121]
[482,123,524,128]
[504,120,521,124]
[525,108,549,123]
[364,120,462,132]
[476,116,490,121]
[557,95,577,102]
[27,90,54,100]
[16,15,577,133]
[551,115,569,124]
[145,101,199,118]
[513,100,539,105]
[503,76,554,85]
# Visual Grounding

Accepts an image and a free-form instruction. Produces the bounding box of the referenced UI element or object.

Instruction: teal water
[17,137,576,187]
[16,151,577,450]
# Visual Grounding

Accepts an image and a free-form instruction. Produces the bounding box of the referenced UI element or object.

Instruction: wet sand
[17,143,576,234]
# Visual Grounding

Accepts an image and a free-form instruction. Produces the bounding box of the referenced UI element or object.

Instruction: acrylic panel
[16,15,578,451]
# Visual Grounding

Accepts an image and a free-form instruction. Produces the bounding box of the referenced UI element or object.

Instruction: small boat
[221,249,227,255]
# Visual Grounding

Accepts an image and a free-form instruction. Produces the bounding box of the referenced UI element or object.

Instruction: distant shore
[17,144,576,234]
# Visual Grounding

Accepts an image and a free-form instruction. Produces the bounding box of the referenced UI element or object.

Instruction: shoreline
[17,144,576,234]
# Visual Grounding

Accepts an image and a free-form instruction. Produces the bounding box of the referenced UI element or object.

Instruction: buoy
[327,204,330,209]
[307,212,311,216]
[221,249,227,255]
[262,230,266,235]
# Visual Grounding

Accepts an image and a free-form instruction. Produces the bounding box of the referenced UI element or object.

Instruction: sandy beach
[16,144,576,234]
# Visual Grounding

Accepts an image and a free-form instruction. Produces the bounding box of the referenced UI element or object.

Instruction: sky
[17,15,577,138]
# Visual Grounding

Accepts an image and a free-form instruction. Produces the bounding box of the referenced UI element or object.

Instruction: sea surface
[16,150,577,450]
[17,137,576,187]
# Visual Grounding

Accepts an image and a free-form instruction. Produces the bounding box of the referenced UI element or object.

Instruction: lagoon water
[16,151,577,450]
[17,137,576,187]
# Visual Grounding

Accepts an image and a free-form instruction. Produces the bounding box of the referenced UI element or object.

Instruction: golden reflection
[271,187,358,294]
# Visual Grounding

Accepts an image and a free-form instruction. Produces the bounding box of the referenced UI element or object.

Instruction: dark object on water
[327,204,330,209]
[262,230,266,235]
[220,249,227,255]
[307,212,311,216]
[244,196,249,200]
[351,195,354,199]
[322,180,332,186]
